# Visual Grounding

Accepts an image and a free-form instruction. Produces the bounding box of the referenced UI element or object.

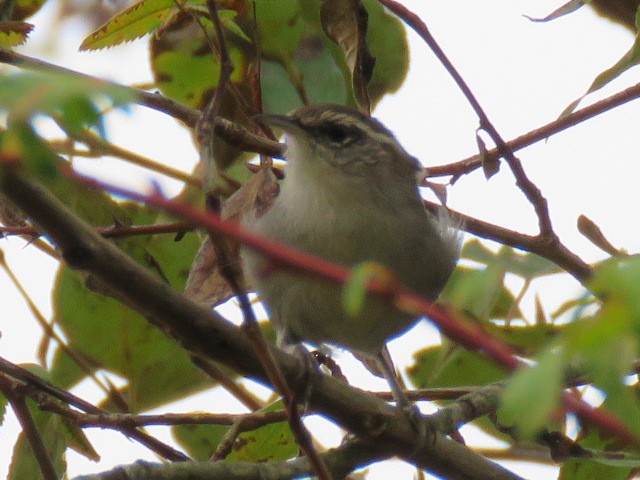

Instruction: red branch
[66,167,639,447]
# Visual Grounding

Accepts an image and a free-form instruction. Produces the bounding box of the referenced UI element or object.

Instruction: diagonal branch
[0,169,523,480]
[423,202,593,282]
[427,81,640,179]
[0,48,280,155]
[0,357,188,462]
[0,380,58,480]
[379,0,554,237]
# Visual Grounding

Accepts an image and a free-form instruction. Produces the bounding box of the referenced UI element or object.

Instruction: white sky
[2,0,640,479]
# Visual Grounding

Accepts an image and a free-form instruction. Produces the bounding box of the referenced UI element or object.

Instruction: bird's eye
[319,124,352,145]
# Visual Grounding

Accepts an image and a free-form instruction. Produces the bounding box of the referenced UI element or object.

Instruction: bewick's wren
[243,104,458,406]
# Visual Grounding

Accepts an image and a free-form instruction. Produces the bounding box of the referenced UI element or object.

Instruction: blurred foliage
[1,1,640,479]
[535,0,640,114]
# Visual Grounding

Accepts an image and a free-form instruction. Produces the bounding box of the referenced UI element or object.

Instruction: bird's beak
[253,113,303,136]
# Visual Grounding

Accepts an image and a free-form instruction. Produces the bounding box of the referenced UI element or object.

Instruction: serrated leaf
[0,20,33,47]
[80,0,177,51]
[498,346,565,438]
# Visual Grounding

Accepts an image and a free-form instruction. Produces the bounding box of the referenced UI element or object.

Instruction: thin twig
[0,170,525,480]
[0,380,58,480]
[423,202,593,282]
[0,357,189,462]
[379,1,555,237]
[1,222,193,239]
[59,170,640,448]
[427,81,640,179]
[0,48,279,154]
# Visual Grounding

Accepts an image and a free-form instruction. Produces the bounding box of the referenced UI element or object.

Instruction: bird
[242,103,459,407]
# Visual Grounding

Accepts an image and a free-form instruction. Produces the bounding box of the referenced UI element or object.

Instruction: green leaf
[361,0,408,103]
[7,365,68,480]
[255,0,305,59]
[50,206,211,412]
[227,401,297,462]
[298,0,409,108]
[484,322,563,356]
[0,20,33,47]
[260,44,349,114]
[498,346,565,438]
[150,10,246,108]
[461,239,562,279]
[342,262,393,317]
[408,345,508,389]
[440,265,519,321]
[561,457,635,480]
[0,71,134,135]
[80,0,178,51]
[172,423,230,461]
[559,428,635,480]
[1,123,60,179]
[561,7,640,116]
[0,389,7,426]
[589,255,640,321]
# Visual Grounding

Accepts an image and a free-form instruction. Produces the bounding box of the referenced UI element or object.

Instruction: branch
[64,170,640,449]
[424,202,593,282]
[0,48,281,155]
[379,1,554,238]
[432,384,504,435]
[0,170,523,480]
[0,357,188,462]
[428,81,640,179]
[0,377,58,480]
[72,441,389,480]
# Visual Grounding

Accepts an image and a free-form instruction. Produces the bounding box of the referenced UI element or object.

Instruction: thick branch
[73,441,387,480]
[0,170,522,480]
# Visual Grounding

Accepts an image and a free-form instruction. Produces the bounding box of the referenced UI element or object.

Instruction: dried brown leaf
[184,168,279,306]
[577,214,627,257]
[320,0,376,114]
